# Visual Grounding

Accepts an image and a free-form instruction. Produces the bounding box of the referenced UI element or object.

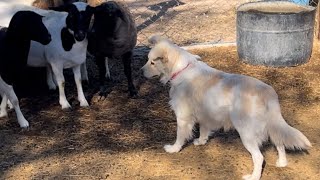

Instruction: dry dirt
[1,41,320,179]
[125,0,253,46]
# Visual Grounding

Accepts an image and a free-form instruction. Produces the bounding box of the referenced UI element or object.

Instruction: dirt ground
[1,39,320,179]
[124,0,252,46]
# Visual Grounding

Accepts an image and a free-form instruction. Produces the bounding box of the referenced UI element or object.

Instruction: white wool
[74,2,88,11]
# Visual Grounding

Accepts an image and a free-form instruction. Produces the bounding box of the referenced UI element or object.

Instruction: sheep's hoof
[82,80,90,86]
[106,76,115,83]
[0,111,8,118]
[97,86,112,100]
[61,102,72,109]
[80,101,90,107]
[128,87,138,98]
[19,120,29,128]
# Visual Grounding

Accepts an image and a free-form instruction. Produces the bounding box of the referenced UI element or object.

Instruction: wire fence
[115,0,319,47]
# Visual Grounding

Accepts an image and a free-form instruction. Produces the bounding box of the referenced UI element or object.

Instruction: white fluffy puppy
[142,35,311,180]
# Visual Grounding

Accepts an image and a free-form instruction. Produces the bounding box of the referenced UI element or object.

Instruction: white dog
[142,35,311,180]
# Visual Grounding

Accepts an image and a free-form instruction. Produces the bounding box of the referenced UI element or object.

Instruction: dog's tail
[267,100,311,150]
[148,35,166,45]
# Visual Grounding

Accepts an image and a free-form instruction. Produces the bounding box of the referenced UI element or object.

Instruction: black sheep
[0,11,51,128]
[88,1,138,97]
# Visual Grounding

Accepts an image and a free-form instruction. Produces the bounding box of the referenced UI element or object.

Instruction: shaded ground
[1,42,320,179]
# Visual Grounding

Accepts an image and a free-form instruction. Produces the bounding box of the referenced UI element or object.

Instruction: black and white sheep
[30,0,138,97]
[0,1,94,109]
[87,1,138,97]
[0,11,51,128]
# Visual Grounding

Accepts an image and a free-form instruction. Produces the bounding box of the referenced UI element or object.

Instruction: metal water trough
[237,1,316,67]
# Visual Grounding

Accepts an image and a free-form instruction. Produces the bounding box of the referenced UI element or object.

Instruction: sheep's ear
[94,4,104,13]
[86,5,95,14]
[116,9,126,22]
[61,27,75,51]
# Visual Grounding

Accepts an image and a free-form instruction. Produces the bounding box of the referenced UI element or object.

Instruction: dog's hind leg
[193,125,210,146]
[239,134,263,180]
[164,119,195,153]
[276,145,287,167]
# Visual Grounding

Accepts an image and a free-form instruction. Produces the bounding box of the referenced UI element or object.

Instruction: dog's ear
[148,35,164,45]
[194,55,201,60]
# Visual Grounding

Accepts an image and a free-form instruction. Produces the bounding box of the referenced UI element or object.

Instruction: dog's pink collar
[170,63,191,81]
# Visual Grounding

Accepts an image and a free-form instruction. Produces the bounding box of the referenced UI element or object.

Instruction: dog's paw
[276,158,288,167]
[164,144,181,153]
[242,174,260,180]
[193,138,208,146]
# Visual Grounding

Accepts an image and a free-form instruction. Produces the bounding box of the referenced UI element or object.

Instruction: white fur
[0,2,89,109]
[105,57,111,80]
[142,35,311,180]
[0,77,29,128]
[73,2,87,11]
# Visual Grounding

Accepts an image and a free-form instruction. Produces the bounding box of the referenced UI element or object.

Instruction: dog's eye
[151,61,155,65]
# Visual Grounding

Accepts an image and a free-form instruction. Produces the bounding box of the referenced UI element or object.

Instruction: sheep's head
[9,11,51,45]
[50,2,94,41]
[92,1,125,33]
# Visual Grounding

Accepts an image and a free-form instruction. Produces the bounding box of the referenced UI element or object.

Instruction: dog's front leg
[164,119,194,153]
[193,125,210,146]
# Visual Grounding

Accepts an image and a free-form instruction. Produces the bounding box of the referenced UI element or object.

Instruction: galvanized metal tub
[237,1,316,66]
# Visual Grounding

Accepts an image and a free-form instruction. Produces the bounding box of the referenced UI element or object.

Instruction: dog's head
[142,35,201,84]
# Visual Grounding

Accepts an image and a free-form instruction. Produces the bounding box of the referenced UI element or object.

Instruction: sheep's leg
[80,62,89,83]
[122,51,137,97]
[50,64,71,109]
[104,57,112,81]
[0,95,8,118]
[96,55,107,86]
[46,66,57,90]
[0,77,28,127]
[95,55,112,98]
[7,99,13,110]
[73,65,89,107]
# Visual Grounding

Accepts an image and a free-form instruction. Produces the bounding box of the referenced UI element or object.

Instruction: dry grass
[0,42,320,179]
